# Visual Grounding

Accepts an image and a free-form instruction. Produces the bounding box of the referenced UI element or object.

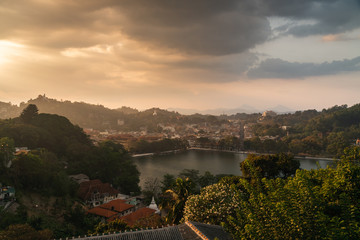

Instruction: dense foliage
[183,149,360,239]
[0,111,140,194]
[0,107,140,238]
[0,224,52,240]
[240,153,299,179]
[183,182,240,225]
[129,138,189,154]
[246,104,360,157]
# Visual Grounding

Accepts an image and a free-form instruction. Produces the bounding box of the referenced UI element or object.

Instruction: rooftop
[60,221,232,240]
[87,207,118,218]
[101,199,134,213]
[78,179,119,201]
[120,207,157,226]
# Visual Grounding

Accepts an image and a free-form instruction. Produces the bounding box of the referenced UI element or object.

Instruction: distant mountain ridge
[0,95,293,130]
[168,104,294,115]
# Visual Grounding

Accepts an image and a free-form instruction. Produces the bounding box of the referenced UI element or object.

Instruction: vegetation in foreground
[183,147,360,239]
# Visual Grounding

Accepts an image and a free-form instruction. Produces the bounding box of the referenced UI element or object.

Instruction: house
[118,197,161,227]
[14,147,30,156]
[119,207,160,227]
[69,174,90,184]
[78,179,119,207]
[0,185,15,201]
[63,221,232,240]
[88,199,135,222]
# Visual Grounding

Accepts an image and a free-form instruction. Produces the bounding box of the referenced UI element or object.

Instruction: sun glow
[0,40,24,65]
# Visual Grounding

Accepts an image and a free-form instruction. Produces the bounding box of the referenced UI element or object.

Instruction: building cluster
[82,110,298,153]
[84,119,244,149]
[71,175,161,227]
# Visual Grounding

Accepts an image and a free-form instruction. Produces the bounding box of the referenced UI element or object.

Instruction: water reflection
[133,150,335,187]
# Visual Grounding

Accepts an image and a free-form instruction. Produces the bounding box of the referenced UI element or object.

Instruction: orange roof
[120,208,156,226]
[88,207,118,218]
[101,199,134,213]
[78,179,119,201]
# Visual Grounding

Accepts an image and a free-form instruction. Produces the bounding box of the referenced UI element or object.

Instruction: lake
[132,149,336,187]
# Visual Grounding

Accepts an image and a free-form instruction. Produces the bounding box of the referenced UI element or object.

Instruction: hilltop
[0,95,257,131]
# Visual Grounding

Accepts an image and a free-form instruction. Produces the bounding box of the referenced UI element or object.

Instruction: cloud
[1,0,359,56]
[267,0,360,38]
[0,0,359,89]
[247,56,360,79]
[112,1,272,56]
[0,0,271,56]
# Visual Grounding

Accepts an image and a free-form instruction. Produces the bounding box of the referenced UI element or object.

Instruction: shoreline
[132,149,185,158]
[132,147,338,161]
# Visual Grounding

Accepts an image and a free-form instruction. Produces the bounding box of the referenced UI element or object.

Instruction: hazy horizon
[1,94,355,115]
[1,1,359,111]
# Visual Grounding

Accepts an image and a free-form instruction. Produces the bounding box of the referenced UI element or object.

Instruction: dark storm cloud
[111,0,271,55]
[247,57,360,79]
[1,0,359,55]
[111,0,360,54]
[263,0,360,37]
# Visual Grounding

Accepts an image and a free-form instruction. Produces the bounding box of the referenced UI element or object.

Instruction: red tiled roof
[78,179,119,201]
[120,207,156,226]
[101,199,134,213]
[88,207,118,218]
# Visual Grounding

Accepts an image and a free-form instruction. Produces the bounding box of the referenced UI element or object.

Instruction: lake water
[132,149,336,187]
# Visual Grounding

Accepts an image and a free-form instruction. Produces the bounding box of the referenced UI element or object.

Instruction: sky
[0,0,359,112]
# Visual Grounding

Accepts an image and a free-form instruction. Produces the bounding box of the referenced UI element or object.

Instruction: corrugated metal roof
[187,221,233,240]
[73,226,183,240]
[59,221,232,240]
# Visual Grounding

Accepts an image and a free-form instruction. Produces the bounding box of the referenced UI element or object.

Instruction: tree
[276,153,300,178]
[224,159,360,239]
[198,171,217,188]
[178,169,200,192]
[0,224,52,240]
[91,141,140,194]
[341,145,360,161]
[161,174,176,192]
[163,178,194,224]
[20,104,38,123]
[0,137,15,168]
[183,182,240,225]
[142,177,161,205]
[92,219,129,235]
[240,153,299,179]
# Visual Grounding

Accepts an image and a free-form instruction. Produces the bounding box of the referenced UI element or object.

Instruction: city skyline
[0,0,359,111]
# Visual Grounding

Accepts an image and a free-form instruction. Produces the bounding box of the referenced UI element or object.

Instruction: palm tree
[163,177,194,224]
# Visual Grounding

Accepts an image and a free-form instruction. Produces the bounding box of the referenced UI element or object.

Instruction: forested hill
[0,95,185,130]
[0,112,91,157]
[0,108,140,194]
[0,95,229,131]
[1,96,360,141]
[250,104,360,157]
